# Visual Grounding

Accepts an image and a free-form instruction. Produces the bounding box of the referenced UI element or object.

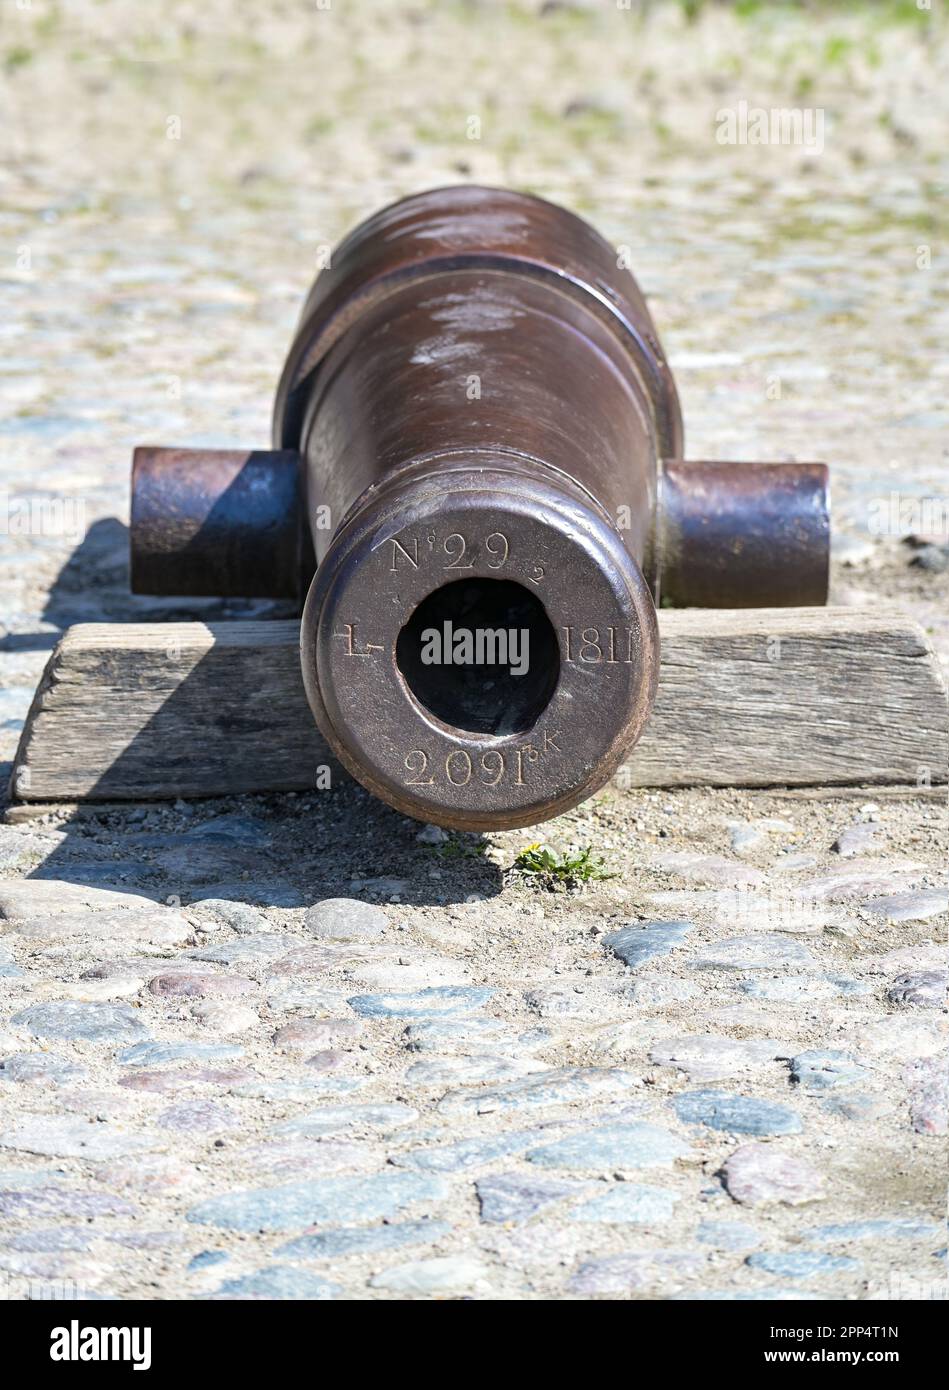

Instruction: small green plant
[432,835,488,861]
[511,841,616,888]
[5,46,33,73]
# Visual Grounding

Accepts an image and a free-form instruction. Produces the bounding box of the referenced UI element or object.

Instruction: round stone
[304,898,388,941]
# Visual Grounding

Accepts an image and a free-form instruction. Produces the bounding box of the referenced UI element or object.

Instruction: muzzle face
[300,464,659,831]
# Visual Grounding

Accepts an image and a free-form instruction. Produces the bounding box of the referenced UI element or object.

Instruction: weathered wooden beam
[9,609,947,803]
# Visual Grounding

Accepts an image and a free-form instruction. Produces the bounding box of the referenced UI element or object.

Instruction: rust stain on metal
[129,185,830,829]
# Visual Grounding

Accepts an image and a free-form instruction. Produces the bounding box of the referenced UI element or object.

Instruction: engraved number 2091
[404,747,510,787]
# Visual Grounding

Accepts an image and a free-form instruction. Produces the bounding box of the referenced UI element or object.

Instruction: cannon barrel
[130,185,829,830]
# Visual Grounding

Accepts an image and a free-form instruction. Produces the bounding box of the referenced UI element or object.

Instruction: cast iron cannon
[130,185,829,830]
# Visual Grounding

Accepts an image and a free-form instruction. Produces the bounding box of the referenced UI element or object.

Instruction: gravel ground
[0,1,946,1301]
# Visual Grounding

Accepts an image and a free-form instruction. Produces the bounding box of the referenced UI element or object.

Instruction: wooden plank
[628,607,947,789]
[8,609,947,802]
[10,623,324,804]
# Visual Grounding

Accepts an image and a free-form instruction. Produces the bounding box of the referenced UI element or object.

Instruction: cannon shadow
[6,518,503,908]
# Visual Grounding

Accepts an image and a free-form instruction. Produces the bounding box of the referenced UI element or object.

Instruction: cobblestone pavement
[1,3,946,1300]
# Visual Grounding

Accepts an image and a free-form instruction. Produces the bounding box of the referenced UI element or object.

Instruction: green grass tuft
[430,835,488,861]
[511,842,616,887]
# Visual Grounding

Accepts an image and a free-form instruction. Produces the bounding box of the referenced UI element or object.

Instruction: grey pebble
[820,1092,886,1122]
[673,1090,802,1136]
[305,897,387,941]
[603,920,694,970]
[438,1067,637,1117]
[0,1186,135,1218]
[692,935,818,972]
[184,814,273,846]
[403,1017,512,1052]
[570,1250,703,1294]
[368,1254,492,1294]
[276,1219,450,1260]
[11,1002,150,1044]
[741,974,869,1002]
[416,824,449,845]
[570,1183,678,1224]
[215,1266,341,1299]
[790,1049,867,1091]
[527,1122,690,1172]
[862,889,948,923]
[886,970,945,1008]
[0,1052,87,1085]
[405,1054,543,1087]
[729,823,765,855]
[187,1172,448,1232]
[803,1217,941,1244]
[193,881,303,908]
[190,899,271,934]
[8,1225,92,1252]
[477,1171,586,1224]
[696,1220,761,1252]
[390,1128,551,1174]
[832,824,882,857]
[349,876,408,899]
[0,1116,158,1160]
[649,1035,788,1082]
[273,1103,419,1139]
[187,935,289,964]
[348,985,495,1019]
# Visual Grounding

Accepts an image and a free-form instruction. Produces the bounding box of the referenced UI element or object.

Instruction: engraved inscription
[388,530,512,572]
[561,626,638,664]
[480,748,504,785]
[485,532,509,568]
[389,538,419,571]
[401,736,562,790]
[404,749,434,784]
[445,749,473,784]
[443,533,474,569]
[334,622,384,657]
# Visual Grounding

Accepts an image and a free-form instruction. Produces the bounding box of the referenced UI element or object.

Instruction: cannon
[130,185,830,830]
